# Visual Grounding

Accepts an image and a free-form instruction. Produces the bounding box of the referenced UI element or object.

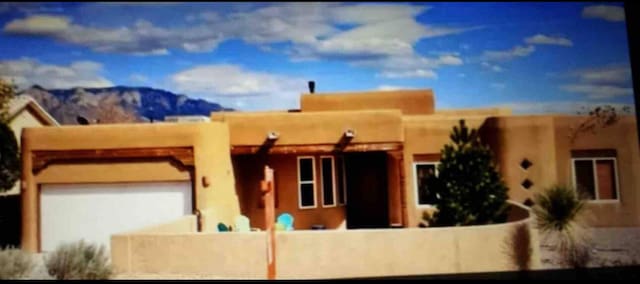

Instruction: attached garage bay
[40,181,193,252]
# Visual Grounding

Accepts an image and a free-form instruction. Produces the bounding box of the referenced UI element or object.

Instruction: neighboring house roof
[8,95,59,126]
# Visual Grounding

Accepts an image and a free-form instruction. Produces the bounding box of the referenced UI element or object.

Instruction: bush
[45,240,113,280]
[0,247,36,279]
[427,119,509,226]
[533,185,591,268]
[0,122,20,193]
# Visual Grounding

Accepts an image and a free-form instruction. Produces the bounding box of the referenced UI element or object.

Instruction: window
[336,155,347,205]
[297,156,316,208]
[572,157,619,201]
[320,156,337,207]
[413,162,440,206]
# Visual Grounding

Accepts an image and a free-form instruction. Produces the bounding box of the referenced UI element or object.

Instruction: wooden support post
[260,166,276,279]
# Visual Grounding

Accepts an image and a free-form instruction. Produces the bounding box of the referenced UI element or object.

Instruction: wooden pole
[260,166,276,279]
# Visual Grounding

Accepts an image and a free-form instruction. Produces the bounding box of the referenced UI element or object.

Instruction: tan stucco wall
[233,154,346,230]
[21,122,239,252]
[2,108,47,196]
[435,107,512,117]
[480,115,640,227]
[111,232,267,278]
[111,203,538,279]
[300,89,435,115]
[402,115,490,227]
[479,116,559,204]
[553,115,640,227]
[274,203,539,279]
[127,215,198,234]
[211,110,403,146]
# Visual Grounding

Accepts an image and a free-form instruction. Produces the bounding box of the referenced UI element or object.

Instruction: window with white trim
[414,162,440,206]
[298,156,316,208]
[336,155,347,205]
[320,156,337,207]
[572,157,619,201]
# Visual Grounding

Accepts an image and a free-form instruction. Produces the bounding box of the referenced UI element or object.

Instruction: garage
[40,181,193,252]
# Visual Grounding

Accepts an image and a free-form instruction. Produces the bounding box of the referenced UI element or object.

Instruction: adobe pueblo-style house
[19,88,640,253]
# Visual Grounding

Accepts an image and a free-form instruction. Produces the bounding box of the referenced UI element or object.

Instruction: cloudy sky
[0,2,635,113]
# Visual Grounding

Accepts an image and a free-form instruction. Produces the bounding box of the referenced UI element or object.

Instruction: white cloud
[481,61,503,72]
[582,5,625,22]
[378,69,437,79]
[490,83,506,90]
[129,73,148,84]
[170,64,307,110]
[482,45,535,61]
[524,34,573,46]
[560,84,633,99]
[377,85,416,91]
[4,14,71,34]
[2,2,479,81]
[496,101,635,115]
[573,65,631,84]
[0,57,113,89]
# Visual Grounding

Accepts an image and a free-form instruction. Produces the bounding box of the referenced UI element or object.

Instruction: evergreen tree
[428,119,509,226]
[0,79,19,193]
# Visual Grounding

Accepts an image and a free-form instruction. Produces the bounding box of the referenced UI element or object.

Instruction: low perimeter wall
[111,202,539,279]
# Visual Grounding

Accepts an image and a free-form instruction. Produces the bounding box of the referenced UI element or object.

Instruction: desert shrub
[45,240,113,280]
[426,119,509,226]
[533,185,591,268]
[0,247,36,279]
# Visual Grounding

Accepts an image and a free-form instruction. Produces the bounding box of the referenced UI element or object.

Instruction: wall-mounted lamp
[344,129,356,138]
[267,131,279,140]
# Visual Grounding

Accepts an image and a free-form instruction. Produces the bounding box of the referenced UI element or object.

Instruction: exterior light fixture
[344,129,355,138]
[267,131,279,140]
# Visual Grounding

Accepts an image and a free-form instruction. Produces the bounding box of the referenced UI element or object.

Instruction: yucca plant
[0,247,36,279]
[44,240,113,280]
[533,185,591,268]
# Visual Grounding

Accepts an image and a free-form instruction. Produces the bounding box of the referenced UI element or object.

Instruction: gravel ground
[540,227,640,269]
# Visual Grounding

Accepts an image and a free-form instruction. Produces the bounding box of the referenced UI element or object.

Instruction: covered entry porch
[231,145,406,230]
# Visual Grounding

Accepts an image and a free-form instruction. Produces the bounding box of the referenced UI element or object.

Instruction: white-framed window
[320,156,337,207]
[336,155,347,206]
[297,156,317,209]
[571,157,619,202]
[413,162,440,207]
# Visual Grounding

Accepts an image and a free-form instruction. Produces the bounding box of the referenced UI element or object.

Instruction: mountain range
[19,85,232,125]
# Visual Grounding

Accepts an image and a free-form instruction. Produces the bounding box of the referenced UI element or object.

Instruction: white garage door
[40,181,192,252]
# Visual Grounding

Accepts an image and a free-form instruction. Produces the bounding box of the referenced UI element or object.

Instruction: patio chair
[217,222,230,232]
[234,215,251,232]
[276,213,294,231]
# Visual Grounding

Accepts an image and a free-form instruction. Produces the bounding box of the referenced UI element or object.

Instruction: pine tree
[428,119,509,226]
[0,79,20,193]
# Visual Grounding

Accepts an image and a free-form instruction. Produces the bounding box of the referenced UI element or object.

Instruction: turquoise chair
[276,213,294,231]
[217,222,230,232]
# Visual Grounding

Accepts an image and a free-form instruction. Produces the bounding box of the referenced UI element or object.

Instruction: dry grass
[44,240,113,280]
[0,247,36,279]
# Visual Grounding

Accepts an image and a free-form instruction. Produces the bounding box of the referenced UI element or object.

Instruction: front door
[344,152,389,229]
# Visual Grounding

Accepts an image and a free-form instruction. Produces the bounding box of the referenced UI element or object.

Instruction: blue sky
[0,2,634,113]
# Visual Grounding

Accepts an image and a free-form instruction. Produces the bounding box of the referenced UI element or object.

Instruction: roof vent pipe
[308,81,315,94]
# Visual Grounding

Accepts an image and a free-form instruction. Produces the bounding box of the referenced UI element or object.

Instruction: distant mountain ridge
[19,85,233,125]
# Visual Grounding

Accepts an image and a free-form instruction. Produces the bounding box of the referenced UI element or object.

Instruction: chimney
[308,81,315,94]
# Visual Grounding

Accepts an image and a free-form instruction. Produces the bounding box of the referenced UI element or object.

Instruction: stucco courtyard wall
[110,203,538,279]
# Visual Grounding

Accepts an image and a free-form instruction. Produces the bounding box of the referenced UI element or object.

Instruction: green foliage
[0,78,17,124]
[427,119,509,226]
[0,122,20,192]
[0,247,36,279]
[533,185,591,268]
[45,240,113,280]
